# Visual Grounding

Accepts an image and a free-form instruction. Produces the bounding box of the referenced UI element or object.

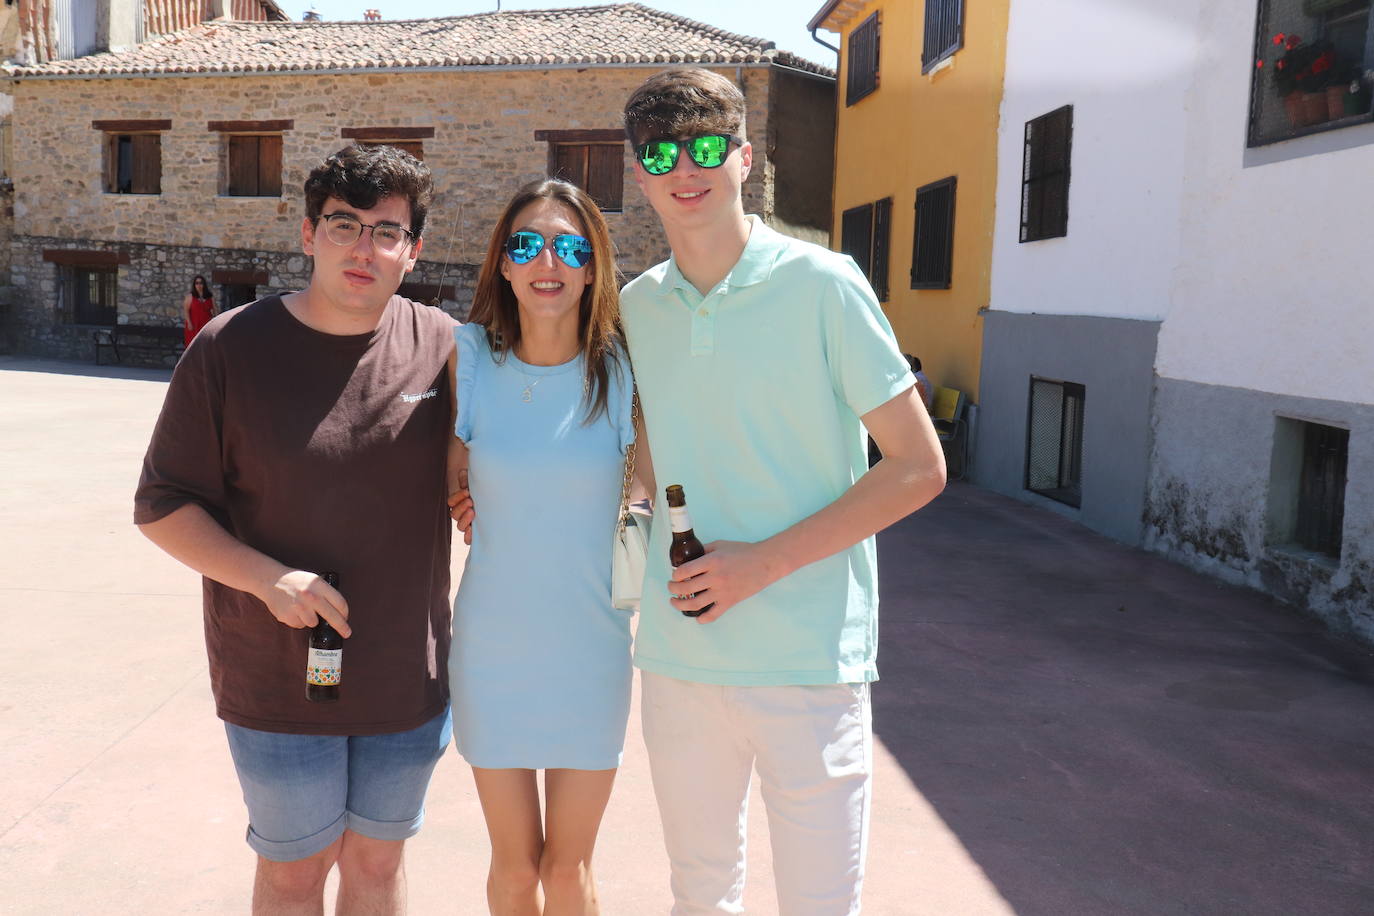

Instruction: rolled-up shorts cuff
[345,807,427,843]
[247,811,348,863]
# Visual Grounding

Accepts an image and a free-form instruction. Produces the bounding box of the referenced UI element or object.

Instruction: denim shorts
[223,706,452,862]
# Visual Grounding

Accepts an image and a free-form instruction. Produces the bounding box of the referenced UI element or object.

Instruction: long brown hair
[468,179,624,423]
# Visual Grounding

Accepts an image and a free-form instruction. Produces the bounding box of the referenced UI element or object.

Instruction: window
[209,120,292,197]
[840,197,892,301]
[1021,105,1073,242]
[341,127,435,162]
[847,12,881,105]
[1025,378,1085,508]
[92,119,169,194]
[534,130,625,211]
[226,136,283,197]
[59,265,118,325]
[911,177,956,289]
[923,0,965,72]
[1249,0,1374,147]
[1268,418,1348,558]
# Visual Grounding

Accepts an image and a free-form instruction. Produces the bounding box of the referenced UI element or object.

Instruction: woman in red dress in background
[182,275,215,347]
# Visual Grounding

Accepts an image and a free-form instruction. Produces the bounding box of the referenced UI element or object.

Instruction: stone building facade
[3,8,835,365]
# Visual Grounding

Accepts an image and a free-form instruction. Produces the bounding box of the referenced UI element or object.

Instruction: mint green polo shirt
[621,216,915,686]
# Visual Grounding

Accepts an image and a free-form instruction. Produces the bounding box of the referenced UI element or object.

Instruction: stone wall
[7,64,819,360]
[10,66,782,271]
[12,233,478,365]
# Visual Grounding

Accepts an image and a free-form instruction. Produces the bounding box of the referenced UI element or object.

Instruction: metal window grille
[847,12,881,105]
[60,265,117,326]
[911,177,956,290]
[1248,0,1374,147]
[1025,378,1085,508]
[1021,105,1072,242]
[1296,422,1348,557]
[839,198,891,302]
[922,0,965,72]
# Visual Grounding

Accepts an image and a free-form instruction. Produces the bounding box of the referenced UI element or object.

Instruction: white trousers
[640,671,873,915]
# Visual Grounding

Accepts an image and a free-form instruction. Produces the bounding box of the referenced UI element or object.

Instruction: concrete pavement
[2,356,1372,914]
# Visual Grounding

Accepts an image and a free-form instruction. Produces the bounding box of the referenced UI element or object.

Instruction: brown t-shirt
[134,295,456,735]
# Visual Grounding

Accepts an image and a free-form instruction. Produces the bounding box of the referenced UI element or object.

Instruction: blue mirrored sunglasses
[504,230,593,269]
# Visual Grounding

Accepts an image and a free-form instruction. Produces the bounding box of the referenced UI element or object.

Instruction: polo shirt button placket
[691,295,718,356]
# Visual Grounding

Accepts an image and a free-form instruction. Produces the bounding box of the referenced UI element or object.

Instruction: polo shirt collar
[659,215,785,296]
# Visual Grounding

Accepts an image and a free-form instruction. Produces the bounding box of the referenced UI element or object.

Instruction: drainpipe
[810,27,838,55]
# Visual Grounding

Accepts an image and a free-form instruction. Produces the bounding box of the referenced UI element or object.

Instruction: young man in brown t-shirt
[135,144,459,914]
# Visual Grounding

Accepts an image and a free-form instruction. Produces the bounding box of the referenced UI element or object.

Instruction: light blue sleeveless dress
[449,322,634,770]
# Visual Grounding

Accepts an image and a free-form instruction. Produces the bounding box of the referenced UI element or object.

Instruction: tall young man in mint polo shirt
[621,69,947,914]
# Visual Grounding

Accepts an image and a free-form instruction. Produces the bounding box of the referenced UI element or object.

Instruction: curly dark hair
[303,144,434,237]
[623,68,746,147]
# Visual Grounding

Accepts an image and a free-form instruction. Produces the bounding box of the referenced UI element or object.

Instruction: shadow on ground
[873,483,1374,916]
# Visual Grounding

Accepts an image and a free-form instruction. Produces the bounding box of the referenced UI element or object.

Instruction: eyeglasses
[317,212,416,253]
[504,231,593,269]
[634,134,745,176]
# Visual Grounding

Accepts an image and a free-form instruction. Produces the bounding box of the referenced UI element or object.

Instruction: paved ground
[2,356,1372,915]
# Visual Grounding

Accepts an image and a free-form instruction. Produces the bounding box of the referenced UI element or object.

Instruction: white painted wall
[1157,4,1374,404]
[990,0,1203,320]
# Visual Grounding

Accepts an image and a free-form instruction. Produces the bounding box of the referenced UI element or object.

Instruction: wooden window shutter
[912,177,956,289]
[131,133,161,194]
[104,134,118,192]
[586,145,624,210]
[388,141,424,160]
[1021,105,1072,242]
[228,135,260,196]
[840,203,874,279]
[871,197,893,302]
[846,13,880,105]
[257,135,282,197]
[552,144,588,186]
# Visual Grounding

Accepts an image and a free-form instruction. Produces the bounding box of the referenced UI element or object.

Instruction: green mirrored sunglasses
[634,134,745,175]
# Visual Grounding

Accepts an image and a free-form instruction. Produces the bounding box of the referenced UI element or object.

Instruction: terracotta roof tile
[6,4,832,78]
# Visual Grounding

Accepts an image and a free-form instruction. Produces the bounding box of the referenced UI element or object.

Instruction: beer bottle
[306,571,343,703]
[665,484,712,617]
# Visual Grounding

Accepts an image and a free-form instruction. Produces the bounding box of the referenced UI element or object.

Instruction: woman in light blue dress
[449,179,636,914]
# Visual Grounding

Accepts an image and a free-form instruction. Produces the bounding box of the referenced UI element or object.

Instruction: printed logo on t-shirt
[400,388,439,404]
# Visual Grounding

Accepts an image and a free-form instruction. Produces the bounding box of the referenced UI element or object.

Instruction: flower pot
[1283,91,1306,127]
[1301,91,1329,125]
[1327,85,1349,120]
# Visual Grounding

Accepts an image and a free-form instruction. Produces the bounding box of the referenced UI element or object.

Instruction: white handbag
[611,390,650,612]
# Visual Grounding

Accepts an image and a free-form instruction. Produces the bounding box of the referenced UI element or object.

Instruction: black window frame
[1248,0,1374,147]
[1295,421,1349,557]
[911,177,956,290]
[1025,377,1086,508]
[847,12,881,105]
[922,0,965,73]
[1021,105,1073,242]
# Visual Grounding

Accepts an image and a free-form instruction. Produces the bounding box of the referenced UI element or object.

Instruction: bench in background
[93,324,183,366]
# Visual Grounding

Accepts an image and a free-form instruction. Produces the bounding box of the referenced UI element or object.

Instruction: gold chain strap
[618,388,639,535]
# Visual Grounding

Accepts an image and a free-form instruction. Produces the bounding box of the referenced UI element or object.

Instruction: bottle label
[669,505,694,534]
[307,648,342,686]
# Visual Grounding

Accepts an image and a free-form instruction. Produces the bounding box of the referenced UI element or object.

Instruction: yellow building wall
[826,0,1008,402]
